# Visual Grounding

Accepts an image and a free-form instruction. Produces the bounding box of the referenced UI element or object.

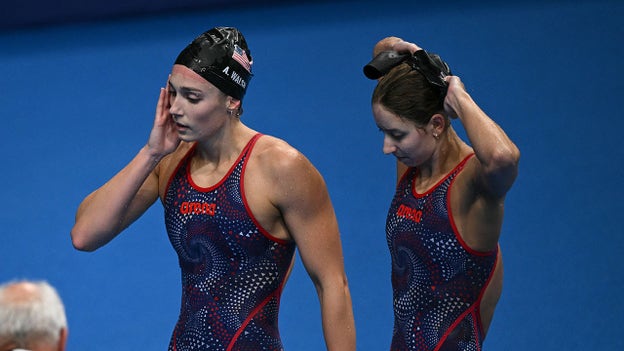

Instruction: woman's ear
[429,113,446,136]
[226,97,241,110]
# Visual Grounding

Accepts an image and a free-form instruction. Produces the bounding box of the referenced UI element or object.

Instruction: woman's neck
[194,123,255,166]
[417,127,470,186]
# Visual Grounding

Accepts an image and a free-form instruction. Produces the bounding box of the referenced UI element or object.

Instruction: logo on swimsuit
[179,201,217,216]
[396,204,423,223]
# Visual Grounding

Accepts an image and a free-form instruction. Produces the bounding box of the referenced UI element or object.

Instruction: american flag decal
[232,45,251,72]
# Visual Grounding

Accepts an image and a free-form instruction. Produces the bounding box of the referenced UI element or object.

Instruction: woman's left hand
[443,75,467,119]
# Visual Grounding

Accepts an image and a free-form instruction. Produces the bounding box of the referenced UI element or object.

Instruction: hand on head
[373,37,422,57]
[146,80,181,159]
[442,75,467,119]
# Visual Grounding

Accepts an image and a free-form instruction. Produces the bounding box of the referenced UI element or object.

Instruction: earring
[433,133,439,139]
[227,108,241,118]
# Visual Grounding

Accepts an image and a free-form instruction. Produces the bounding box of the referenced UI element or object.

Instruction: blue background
[1,0,622,350]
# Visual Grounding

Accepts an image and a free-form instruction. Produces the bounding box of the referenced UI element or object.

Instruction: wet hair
[372,63,445,127]
[175,27,253,101]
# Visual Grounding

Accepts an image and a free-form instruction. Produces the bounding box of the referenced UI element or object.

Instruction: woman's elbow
[70,224,100,252]
[490,143,520,174]
[483,145,520,196]
[320,274,351,297]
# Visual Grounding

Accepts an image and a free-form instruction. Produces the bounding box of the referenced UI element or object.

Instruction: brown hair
[372,63,444,127]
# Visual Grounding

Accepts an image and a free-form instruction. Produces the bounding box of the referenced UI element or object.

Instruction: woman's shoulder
[252,134,318,179]
[254,135,304,161]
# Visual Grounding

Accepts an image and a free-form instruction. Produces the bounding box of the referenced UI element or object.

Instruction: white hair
[0,280,67,346]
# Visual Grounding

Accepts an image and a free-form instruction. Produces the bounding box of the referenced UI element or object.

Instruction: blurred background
[1,0,622,350]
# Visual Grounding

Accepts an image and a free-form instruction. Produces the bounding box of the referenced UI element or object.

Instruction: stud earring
[227,108,241,118]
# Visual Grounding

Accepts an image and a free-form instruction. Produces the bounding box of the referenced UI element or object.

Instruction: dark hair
[372,63,444,127]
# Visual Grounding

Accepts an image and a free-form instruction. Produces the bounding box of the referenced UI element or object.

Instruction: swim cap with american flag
[174,27,253,100]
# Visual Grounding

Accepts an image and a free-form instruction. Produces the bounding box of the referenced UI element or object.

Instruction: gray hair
[0,280,67,346]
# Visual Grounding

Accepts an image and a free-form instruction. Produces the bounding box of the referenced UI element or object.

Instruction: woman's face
[372,103,435,167]
[167,64,230,142]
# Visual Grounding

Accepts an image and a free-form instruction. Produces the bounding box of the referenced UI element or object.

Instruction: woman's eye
[378,128,405,141]
[390,132,405,140]
[390,133,405,141]
[186,94,201,103]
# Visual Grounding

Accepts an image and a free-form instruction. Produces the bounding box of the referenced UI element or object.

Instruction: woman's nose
[382,135,396,155]
[169,95,182,116]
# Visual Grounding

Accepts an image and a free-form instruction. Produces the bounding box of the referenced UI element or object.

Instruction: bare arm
[380,38,520,195]
[273,151,356,351]
[71,148,161,251]
[71,86,180,251]
[443,76,520,198]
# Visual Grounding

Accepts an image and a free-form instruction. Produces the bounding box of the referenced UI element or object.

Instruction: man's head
[0,280,67,351]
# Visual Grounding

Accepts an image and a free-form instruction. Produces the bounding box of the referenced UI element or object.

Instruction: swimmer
[364,37,520,350]
[71,27,356,351]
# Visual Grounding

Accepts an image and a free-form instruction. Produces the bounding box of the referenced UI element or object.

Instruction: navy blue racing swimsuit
[386,154,498,351]
[164,134,295,351]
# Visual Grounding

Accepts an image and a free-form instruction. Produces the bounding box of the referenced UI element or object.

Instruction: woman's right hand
[146,82,180,159]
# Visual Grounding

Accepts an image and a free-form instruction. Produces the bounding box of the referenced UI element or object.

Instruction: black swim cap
[175,27,253,100]
[364,50,451,98]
